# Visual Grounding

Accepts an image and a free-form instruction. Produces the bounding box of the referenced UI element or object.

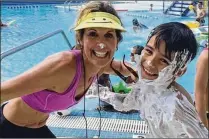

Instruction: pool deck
[47,98,148,138]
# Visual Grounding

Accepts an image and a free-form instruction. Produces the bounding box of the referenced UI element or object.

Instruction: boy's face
[140,35,173,80]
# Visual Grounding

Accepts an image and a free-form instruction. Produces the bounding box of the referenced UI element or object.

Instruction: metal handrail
[64,0,69,5]
[67,0,72,10]
[163,0,165,13]
[1,29,72,60]
[64,0,71,11]
[64,0,71,5]
[181,0,183,14]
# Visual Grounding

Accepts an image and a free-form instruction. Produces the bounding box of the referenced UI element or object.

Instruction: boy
[93,22,208,138]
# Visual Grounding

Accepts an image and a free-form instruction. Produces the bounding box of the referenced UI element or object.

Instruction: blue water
[1,4,208,94]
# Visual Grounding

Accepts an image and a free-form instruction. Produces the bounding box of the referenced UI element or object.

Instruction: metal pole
[1,29,72,60]
[181,0,183,14]
[163,0,165,13]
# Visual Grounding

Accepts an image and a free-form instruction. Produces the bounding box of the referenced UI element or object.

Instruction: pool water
[1,4,208,94]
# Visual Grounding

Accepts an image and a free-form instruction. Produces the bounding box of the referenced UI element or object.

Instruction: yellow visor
[74,12,126,32]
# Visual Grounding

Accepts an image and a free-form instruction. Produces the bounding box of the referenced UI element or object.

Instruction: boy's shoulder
[171,82,194,105]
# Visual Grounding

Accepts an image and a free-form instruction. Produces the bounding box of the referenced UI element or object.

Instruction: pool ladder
[1,29,72,61]
[64,0,72,11]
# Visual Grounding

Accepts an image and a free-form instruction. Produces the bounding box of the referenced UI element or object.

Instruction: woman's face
[140,35,172,80]
[80,27,118,67]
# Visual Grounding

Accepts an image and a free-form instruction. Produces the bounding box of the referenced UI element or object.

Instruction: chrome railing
[1,29,72,60]
[64,0,71,11]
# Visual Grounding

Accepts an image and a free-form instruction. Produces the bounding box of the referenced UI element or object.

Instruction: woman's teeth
[94,51,107,58]
[144,67,156,76]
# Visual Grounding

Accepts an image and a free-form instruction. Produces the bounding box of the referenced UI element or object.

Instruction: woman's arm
[194,51,208,128]
[1,51,75,103]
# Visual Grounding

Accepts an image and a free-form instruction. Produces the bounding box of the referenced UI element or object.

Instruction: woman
[0,1,136,138]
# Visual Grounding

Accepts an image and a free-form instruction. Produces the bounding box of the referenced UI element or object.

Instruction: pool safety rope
[126,13,158,19]
[6,5,53,9]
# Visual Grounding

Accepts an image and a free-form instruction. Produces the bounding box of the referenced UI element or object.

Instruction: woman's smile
[92,49,109,58]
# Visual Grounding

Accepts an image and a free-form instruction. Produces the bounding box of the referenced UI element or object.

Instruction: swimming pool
[2,3,207,94]
[1,2,208,138]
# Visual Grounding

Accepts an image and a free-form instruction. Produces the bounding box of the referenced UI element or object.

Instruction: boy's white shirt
[87,54,209,138]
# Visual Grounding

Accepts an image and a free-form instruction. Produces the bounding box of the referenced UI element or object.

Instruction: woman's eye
[88,32,97,37]
[105,33,114,39]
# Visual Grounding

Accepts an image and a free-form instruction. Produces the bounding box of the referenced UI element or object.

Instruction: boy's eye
[105,33,114,39]
[160,59,170,65]
[144,48,152,55]
[87,32,97,37]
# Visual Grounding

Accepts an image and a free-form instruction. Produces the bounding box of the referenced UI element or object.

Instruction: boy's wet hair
[146,22,198,63]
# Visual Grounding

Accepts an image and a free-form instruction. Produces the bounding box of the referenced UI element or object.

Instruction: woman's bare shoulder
[43,51,76,70]
[46,51,75,63]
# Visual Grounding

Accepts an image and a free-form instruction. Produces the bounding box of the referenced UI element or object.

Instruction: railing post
[181,0,183,15]
[163,0,165,13]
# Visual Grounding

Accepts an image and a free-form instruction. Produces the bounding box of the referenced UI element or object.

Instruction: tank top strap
[62,50,83,94]
[72,50,83,86]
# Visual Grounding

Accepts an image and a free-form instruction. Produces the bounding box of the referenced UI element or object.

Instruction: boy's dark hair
[133,45,144,55]
[146,22,198,63]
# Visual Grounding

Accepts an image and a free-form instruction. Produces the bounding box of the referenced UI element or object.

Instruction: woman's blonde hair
[75,1,123,45]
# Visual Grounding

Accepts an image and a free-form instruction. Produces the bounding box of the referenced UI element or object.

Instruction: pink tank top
[21,50,93,113]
